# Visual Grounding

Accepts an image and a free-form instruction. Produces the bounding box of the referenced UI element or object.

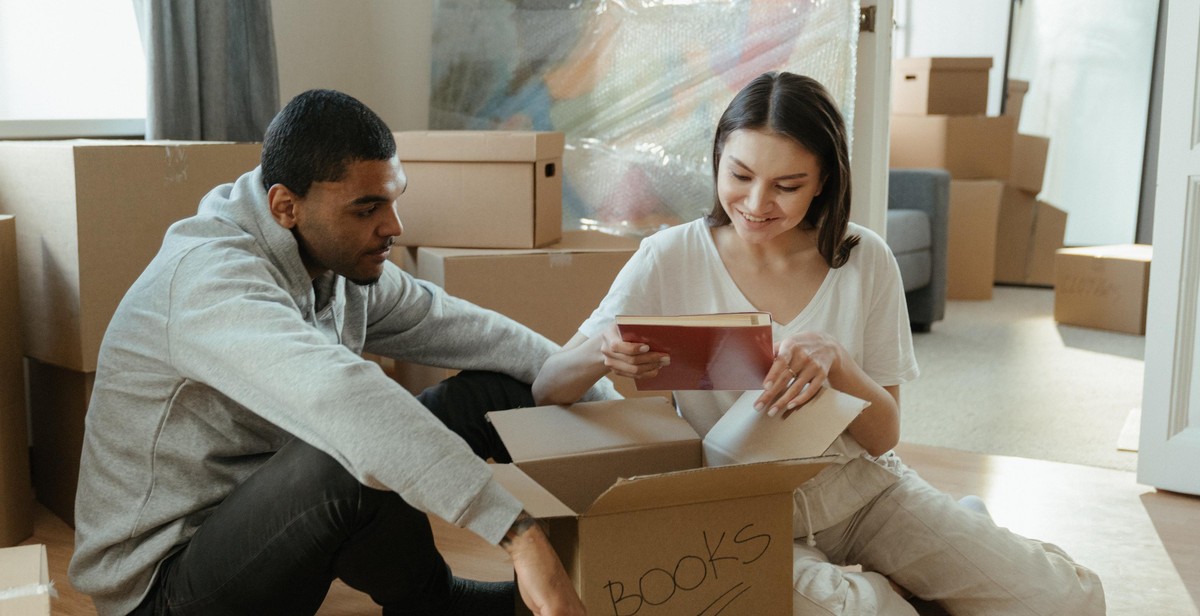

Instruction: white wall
[271,0,433,131]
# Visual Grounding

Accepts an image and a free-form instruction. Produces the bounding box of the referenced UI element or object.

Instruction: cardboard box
[0,216,33,547]
[946,180,1003,300]
[1009,133,1050,193]
[892,57,993,116]
[382,230,657,399]
[487,398,833,615]
[1005,79,1029,119]
[0,544,51,614]
[393,131,563,249]
[0,141,262,372]
[26,359,92,528]
[890,114,1017,180]
[1054,245,1152,335]
[995,188,1067,287]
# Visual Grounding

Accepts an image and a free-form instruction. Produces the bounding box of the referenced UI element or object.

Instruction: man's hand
[502,517,586,615]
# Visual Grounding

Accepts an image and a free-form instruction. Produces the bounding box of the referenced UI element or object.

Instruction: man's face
[288,157,406,285]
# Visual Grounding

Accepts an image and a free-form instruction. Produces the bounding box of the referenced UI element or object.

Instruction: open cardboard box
[0,544,51,615]
[488,397,845,615]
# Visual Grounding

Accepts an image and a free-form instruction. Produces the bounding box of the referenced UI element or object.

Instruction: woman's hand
[599,323,670,381]
[754,332,840,417]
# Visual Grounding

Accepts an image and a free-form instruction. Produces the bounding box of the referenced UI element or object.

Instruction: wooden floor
[19,443,1200,616]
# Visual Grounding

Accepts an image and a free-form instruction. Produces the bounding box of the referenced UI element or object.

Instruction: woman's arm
[754,332,900,456]
[533,326,669,406]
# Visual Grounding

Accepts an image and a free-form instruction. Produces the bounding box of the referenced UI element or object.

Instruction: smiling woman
[0,0,145,138]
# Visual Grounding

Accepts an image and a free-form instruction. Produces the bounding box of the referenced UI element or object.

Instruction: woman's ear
[267,184,299,229]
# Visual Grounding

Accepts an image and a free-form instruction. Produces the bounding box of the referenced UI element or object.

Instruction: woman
[533,71,1104,615]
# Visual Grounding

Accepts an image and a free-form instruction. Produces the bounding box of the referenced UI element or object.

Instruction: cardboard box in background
[0,141,262,373]
[995,188,1067,287]
[0,543,51,615]
[1054,245,1152,335]
[393,131,563,249]
[25,359,93,528]
[378,230,657,399]
[0,216,33,547]
[890,114,1017,180]
[946,180,1003,300]
[488,398,832,616]
[892,57,992,116]
[1009,134,1050,194]
[1005,79,1029,120]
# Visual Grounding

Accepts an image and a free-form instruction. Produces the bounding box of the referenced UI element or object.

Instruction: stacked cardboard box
[376,131,650,399]
[890,57,1012,300]
[0,141,263,525]
[0,216,33,547]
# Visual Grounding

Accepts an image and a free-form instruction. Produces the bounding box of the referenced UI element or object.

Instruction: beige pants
[791,454,1105,615]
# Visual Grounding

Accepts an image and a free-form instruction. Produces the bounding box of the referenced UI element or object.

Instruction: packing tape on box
[548,252,574,268]
[0,580,58,600]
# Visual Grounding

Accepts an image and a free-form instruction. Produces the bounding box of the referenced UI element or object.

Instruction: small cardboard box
[1009,133,1050,193]
[0,544,51,615]
[0,217,33,547]
[890,114,1017,180]
[488,398,833,616]
[995,188,1067,287]
[383,230,655,399]
[892,57,993,116]
[1054,245,1152,335]
[25,358,93,528]
[946,180,1003,300]
[393,131,563,249]
[0,141,262,372]
[1005,79,1029,119]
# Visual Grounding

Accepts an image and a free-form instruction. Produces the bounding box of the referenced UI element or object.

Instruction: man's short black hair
[260,89,397,196]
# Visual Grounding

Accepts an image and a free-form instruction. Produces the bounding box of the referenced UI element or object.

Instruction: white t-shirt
[579,218,920,460]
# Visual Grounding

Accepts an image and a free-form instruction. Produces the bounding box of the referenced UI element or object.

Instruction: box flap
[1057,244,1152,263]
[584,456,835,517]
[0,544,51,614]
[487,398,696,463]
[894,56,994,72]
[394,131,564,162]
[702,388,868,467]
[491,464,576,519]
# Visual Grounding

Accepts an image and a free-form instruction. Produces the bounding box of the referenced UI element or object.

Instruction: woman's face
[716,128,825,245]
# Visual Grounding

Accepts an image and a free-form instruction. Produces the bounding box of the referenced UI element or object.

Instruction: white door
[1138,0,1200,495]
[850,0,894,236]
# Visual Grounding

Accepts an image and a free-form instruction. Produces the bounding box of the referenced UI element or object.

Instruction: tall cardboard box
[995,188,1067,287]
[0,141,262,372]
[0,544,51,614]
[1054,245,1152,335]
[946,180,1003,299]
[892,57,993,116]
[0,216,33,546]
[890,115,1017,180]
[488,398,832,616]
[1024,202,1068,287]
[26,359,93,528]
[1009,134,1050,193]
[393,131,563,249]
[1005,79,1029,119]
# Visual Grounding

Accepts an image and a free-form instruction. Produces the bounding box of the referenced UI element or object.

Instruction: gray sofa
[885,168,949,332]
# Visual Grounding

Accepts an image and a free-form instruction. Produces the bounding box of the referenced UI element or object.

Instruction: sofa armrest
[887,168,950,330]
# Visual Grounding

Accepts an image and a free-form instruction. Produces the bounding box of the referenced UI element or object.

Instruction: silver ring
[786,366,798,380]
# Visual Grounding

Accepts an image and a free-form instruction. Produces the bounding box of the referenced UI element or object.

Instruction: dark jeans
[129,370,533,616]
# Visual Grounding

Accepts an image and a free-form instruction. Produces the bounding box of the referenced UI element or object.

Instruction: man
[69,89,613,615]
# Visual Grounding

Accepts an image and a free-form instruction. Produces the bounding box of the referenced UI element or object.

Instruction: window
[0,0,145,138]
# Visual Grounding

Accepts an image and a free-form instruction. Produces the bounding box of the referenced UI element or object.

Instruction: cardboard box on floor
[995,187,1068,287]
[25,359,93,528]
[0,141,262,373]
[946,180,1003,300]
[1009,133,1050,194]
[488,398,835,616]
[393,131,563,249]
[0,216,33,547]
[892,57,992,116]
[890,114,1017,180]
[1054,245,1152,335]
[0,544,51,615]
[378,230,657,399]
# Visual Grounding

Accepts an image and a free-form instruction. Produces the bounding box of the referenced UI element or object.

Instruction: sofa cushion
[887,209,933,292]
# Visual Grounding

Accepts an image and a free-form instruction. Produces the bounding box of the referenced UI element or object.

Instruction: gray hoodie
[68,167,615,615]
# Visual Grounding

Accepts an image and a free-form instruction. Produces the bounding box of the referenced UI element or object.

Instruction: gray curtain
[133,0,279,141]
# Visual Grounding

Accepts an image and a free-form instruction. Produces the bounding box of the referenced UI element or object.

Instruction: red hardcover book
[616,312,774,391]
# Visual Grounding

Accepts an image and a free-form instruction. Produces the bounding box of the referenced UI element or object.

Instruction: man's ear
[267,184,300,229]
